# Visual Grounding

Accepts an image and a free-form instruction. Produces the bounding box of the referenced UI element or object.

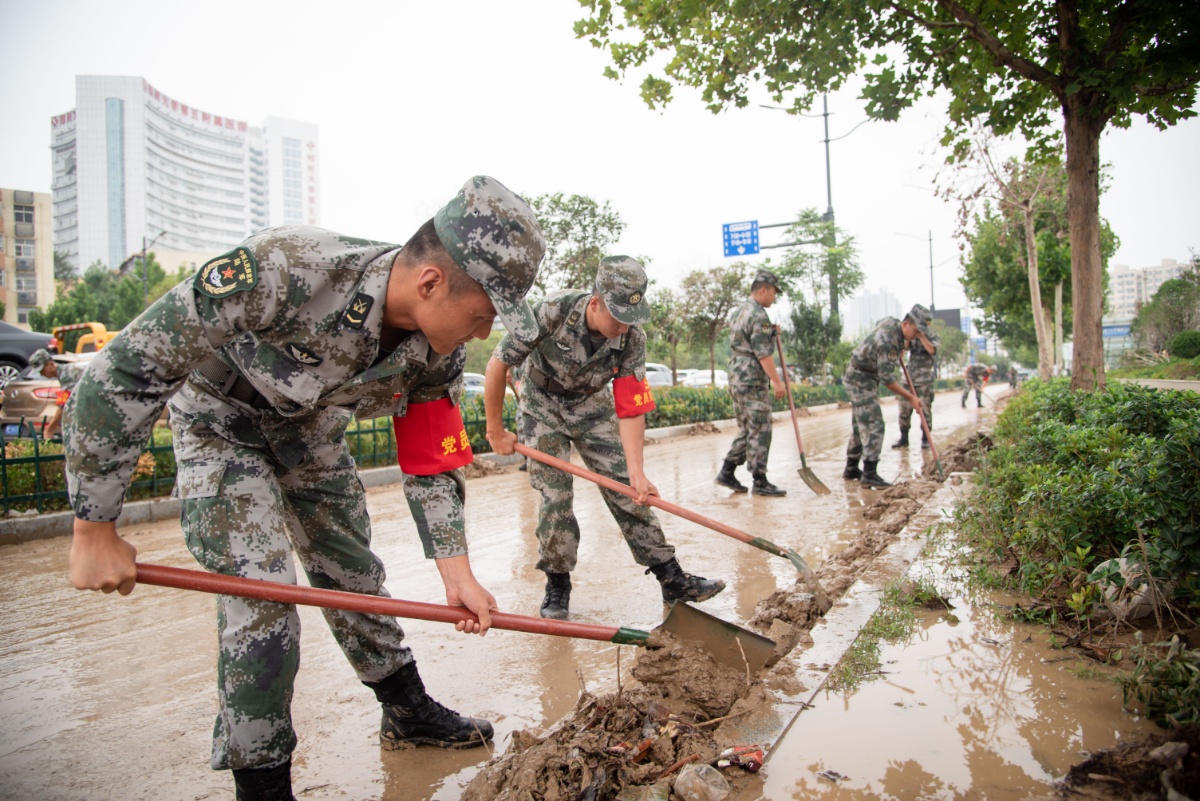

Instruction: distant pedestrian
[891,306,939,450]
[1008,366,1018,390]
[842,306,933,488]
[715,269,789,497]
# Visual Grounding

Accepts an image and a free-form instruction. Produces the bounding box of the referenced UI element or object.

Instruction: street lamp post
[895,230,937,311]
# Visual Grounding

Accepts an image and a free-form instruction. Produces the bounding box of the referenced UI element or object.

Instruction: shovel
[773,328,831,496]
[513,442,812,574]
[899,357,944,479]
[134,562,776,674]
[513,443,827,605]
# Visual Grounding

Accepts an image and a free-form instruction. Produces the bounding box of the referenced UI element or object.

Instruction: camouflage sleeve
[494,295,555,367]
[747,306,775,360]
[65,237,288,521]
[616,328,648,381]
[403,471,468,559]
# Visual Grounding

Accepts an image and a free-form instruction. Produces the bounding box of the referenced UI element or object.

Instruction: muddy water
[0,387,1116,800]
[751,512,1159,800]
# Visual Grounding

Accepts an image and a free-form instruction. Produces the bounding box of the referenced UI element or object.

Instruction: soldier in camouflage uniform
[482,256,725,620]
[716,270,788,497]
[64,176,544,801]
[961,363,993,407]
[890,305,939,450]
[841,305,934,488]
[29,349,88,440]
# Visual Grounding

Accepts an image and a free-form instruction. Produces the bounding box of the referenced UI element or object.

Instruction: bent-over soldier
[483,256,725,620]
[65,176,544,801]
[28,348,88,440]
[961,363,994,407]
[842,305,933,488]
[891,305,939,450]
[715,269,788,496]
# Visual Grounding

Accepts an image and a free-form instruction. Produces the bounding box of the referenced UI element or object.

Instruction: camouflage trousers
[171,408,410,772]
[844,366,885,463]
[897,381,934,433]
[520,385,674,574]
[961,377,984,405]
[724,383,773,474]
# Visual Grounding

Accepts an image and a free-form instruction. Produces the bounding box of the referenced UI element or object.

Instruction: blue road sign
[723,220,759,257]
[1102,324,1131,338]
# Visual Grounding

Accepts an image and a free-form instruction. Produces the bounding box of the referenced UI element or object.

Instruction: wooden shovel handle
[513,443,760,548]
[773,328,808,457]
[134,562,649,645]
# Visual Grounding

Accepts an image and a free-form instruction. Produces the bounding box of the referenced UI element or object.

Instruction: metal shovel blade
[797,465,832,495]
[657,601,775,675]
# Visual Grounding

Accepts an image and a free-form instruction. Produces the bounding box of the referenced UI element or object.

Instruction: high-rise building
[51,76,320,275]
[1108,259,1184,317]
[0,188,55,326]
[842,288,903,341]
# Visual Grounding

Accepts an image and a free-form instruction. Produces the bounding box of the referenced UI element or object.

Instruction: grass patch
[828,580,922,694]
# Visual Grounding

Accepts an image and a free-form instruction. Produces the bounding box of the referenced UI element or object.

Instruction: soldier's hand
[486,428,517,456]
[772,379,787,400]
[70,519,138,595]
[629,472,660,505]
[436,555,497,635]
[911,396,923,412]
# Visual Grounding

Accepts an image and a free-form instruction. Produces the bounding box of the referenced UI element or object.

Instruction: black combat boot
[843,458,862,480]
[977,397,984,408]
[860,460,891,489]
[714,460,748,493]
[890,427,910,449]
[232,759,296,801]
[751,473,786,496]
[365,662,494,750]
[648,558,726,603]
[539,572,571,620]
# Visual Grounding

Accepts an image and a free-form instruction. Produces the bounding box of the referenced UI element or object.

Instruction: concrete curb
[0,401,854,547]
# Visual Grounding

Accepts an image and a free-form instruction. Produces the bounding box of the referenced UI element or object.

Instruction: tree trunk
[1022,204,1055,381]
[1063,100,1107,391]
[1054,281,1064,371]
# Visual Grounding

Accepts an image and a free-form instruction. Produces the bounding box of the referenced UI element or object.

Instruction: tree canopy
[680,262,748,379]
[1131,259,1200,353]
[29,254,191,333]
[575,0,1200,390]
[528,192,626,296]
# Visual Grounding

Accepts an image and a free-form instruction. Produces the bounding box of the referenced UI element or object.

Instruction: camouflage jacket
[905,331,941,385]
[727,298,775,388]
[57,362,87,395]
[965,364,990,383]
[494,290,647,399]
[65,226,470,557]
[846,317,906,386]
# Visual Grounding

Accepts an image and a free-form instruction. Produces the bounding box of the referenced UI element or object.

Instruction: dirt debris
[686,421,719,436]
[462,474,946,800]
[1058,725,1200,800]
[924,431,993,477]
[462,458,509,479]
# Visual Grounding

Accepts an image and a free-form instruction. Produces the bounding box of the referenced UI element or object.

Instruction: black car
[0,321,55,388]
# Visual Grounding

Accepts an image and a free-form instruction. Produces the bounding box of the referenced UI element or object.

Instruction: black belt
[195,357,274,410]
[526,364,588,400]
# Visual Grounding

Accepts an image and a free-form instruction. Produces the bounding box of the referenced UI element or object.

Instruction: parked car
[1,352,96,438]
[646,370,674,388]
[683,369,729,388]
[0,321,55,388]
[460,371,514,397]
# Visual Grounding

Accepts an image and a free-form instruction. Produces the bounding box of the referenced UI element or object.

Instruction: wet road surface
[0,389,1143,799]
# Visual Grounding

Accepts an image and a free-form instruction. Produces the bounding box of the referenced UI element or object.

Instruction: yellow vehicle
[50,322,119,354]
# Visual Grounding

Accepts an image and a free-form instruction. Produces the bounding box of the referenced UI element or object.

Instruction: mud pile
[1059,725,1200,799]
[462,458,508,479]
[462,477,944,800]
[461,634,758,801]
[923,430,993,477]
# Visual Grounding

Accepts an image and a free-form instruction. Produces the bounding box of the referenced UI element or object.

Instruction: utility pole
[928,229,935,311]
[821,94,838,319]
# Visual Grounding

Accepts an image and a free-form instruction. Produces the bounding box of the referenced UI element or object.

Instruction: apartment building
[0,188,55,326]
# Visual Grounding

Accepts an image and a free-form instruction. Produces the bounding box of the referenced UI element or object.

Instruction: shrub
[1168,330,1200,359]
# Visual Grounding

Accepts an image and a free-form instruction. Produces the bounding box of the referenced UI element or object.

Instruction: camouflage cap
[28,349,53,370]
[434,175,545,341]
[905,303,933,338]
[595,256,650,325]
[752,270,781,291]
[989,364,998,372]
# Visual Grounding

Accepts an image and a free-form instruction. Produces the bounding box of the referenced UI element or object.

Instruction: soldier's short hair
[400,219,479,297]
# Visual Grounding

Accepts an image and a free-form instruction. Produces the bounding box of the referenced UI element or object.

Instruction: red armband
[56,390,70,407]
[392,398,474,475]
[613,375,657,419]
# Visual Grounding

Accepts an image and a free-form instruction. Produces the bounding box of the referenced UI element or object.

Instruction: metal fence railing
[2,382,962,516]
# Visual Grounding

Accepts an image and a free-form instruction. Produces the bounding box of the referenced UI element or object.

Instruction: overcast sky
[2,0,1196,319]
